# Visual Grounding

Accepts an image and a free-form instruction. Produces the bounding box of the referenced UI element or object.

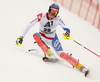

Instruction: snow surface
[0,0,100,82]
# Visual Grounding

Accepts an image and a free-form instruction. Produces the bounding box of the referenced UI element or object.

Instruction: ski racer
[16,3,89,76]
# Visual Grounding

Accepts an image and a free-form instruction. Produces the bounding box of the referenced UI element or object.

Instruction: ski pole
[72,39,100,58]
[63,34,100,58]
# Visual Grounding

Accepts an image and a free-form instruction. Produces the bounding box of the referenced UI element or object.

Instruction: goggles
[50,8,59,16]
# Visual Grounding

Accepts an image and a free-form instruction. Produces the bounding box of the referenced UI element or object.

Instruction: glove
[63,32,71,40]
[63,32,70,37]
[16,36,24,46]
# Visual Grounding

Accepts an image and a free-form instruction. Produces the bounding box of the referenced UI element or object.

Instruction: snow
[0,0,100,82]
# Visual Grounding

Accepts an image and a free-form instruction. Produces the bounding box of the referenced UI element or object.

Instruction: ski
[42,56,59,62]
[28,49,59,62]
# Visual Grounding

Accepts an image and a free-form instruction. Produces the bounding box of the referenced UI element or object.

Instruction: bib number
[44,28,51,33]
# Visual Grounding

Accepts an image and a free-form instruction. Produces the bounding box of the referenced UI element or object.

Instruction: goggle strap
[51,8,59,11]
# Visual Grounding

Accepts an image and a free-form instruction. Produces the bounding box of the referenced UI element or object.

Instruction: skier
[16,3,89,76]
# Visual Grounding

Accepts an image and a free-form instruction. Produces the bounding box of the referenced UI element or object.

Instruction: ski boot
[79,66,89,77]
[42,56,58,62]
[42,51,58,62]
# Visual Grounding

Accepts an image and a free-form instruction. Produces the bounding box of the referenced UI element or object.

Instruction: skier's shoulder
[57,15,63,20]
[37,13,43,18]
[37,12,47,21]
[57,15,65,23]
[55,15,64,23]
[56,15,66,26]
[36,12,46,22]
[37,12,47,17]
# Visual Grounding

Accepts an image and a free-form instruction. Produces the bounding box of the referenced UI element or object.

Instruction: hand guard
[63,32,71,40]
[16,36,24,46]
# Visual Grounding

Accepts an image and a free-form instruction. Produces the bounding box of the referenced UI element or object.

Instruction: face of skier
[49,8,59,18]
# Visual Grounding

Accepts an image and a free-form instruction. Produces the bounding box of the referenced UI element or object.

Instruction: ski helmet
[48,3,59,17]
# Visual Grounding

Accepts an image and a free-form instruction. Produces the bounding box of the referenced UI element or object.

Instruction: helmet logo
[55,4,58,6]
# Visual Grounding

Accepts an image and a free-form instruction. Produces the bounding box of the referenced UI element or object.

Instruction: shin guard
[60,52,79,67]
[33,33,50,56]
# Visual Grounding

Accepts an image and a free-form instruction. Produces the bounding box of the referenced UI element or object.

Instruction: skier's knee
[33,32,41,40]
[56,51,63,56]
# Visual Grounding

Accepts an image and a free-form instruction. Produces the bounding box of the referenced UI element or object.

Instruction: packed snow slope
[0,0,100,82]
